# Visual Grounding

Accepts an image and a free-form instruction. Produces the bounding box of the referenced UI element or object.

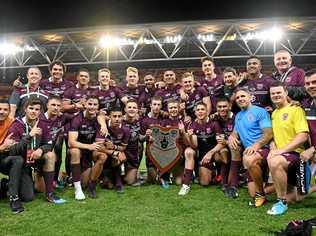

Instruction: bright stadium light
[0,42,22,55]
[99,35,136,48]
[197,33,215,42]
[164,35,182,44]
[243,27,283,41]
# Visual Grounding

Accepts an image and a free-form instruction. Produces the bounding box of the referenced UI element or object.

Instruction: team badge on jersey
[282,113,289,120]
[247,112,255,122]
[257,84,263,90]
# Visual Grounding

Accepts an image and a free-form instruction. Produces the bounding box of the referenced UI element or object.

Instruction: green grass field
[0,183,315,236]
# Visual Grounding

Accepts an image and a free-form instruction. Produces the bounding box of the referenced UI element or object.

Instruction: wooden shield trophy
[147,125,182,174]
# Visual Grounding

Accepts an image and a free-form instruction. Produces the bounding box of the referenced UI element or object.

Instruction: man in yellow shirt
[268,81,309,215]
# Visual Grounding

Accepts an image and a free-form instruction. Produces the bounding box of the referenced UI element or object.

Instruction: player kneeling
[99,108,129,194]
[68,96,107,199]
[8,98,66,205]
[178,103,226,195]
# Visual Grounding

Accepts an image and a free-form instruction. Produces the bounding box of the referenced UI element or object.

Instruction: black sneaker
[9,196,24,214]
[227,187,239,199]
[88,182,97,199]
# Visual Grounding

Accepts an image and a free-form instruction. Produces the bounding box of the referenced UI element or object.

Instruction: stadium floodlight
[164,35,182,44]
[0,42,22,55]
[99,35,136,48]
[197,33,215,42]
[243,27,283,41]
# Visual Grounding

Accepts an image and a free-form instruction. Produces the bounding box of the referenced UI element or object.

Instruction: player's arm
[8,90,20,118]
[184,129,197,148]
[228,130,240,150]
[277,132,309,154]
[202,96,211,116]
[69,131,94,150]
[97,113,108,136]
[244,128,273,156]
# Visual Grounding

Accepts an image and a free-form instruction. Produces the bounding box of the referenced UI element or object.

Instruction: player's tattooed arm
[202,96,211,115]
[244,128,273,156]
[184,129,197,148]
[68,131,102,151]
[228,131,240,150]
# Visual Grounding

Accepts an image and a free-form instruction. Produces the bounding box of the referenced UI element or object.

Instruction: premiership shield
[147,125,182,174]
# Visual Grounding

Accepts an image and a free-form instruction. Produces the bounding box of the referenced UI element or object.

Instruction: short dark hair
[195,102,207,110]
[76,68,90,77]
[151,96,163,104]
[49,60,66,73]
[86,95,99,104]
[201,56,214,64]
[24,98,43,110]
[216,97,231,104]
[0,98,10,106]
[247,55,261,62]
[48,95,62,103]
[167,99,179,106]
[110,106,122,114]
[223,67,237,76]
[270,81,287,91]
[305,69,316,78]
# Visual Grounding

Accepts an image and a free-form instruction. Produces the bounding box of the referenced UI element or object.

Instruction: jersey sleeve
[9,90,20,106]
[293,107,309,134]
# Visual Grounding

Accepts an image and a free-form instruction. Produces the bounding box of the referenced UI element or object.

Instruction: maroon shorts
[281,152,300,186]
[80,150,93,172]
[247,147,269,183]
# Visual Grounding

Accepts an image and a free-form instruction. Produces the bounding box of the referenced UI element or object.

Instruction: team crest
[257,84,263,90]
[285,77,291,82]
[147,125,182,174]
[282,113,289,120]
[247,112,255,122]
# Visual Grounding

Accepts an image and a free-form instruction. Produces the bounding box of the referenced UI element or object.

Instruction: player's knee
[69,148,81,162]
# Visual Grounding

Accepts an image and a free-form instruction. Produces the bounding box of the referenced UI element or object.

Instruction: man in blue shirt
[228,88,273,207]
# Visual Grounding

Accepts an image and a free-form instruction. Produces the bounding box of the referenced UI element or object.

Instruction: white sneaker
[178,184,190,196]
[75,190,86,200]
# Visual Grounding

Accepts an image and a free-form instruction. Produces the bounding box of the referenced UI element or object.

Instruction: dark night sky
[0,0,315,33]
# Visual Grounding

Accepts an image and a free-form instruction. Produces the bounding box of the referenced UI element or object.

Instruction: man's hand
[228,134,240,150]
[187,129,194,136]
[201,152,214,165]
[29,120,42,137]
[300,147,315,161]
[88,141,103,151]
[31,148,43,160]
[243,143,260,156]
[178,121,185,133]
[13,79,23,87]
[1,133,16,151]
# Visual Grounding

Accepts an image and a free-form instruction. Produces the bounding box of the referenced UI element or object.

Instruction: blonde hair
[182,72,194,80]
[98,68,111,76]
[126,66,138,74]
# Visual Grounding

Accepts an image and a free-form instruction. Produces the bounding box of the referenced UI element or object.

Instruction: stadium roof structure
[0,17,316,69]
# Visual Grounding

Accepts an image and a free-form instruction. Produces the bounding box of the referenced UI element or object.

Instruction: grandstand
[1,17,316,96]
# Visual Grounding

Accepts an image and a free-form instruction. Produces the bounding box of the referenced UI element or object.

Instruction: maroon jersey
[198,74,224,112]
[139,87,157,114]
[122,119,141,165]
[8,117,52,157]
[237,74,273,108]
[69,112,103,144]
[106,124,130,146]
[155,84,181,111]
[91,86,123,114]
[215,113,235,139]
[63,85,94,104]
[39,113,73,143]
[40,78,74,98]
[140,114,163,135]
[185,86,208,118]
[302,98,316,146]
[188,119,222,154]
[272,66,306,100]
[9,85,49,117]
[118,84,145,104]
